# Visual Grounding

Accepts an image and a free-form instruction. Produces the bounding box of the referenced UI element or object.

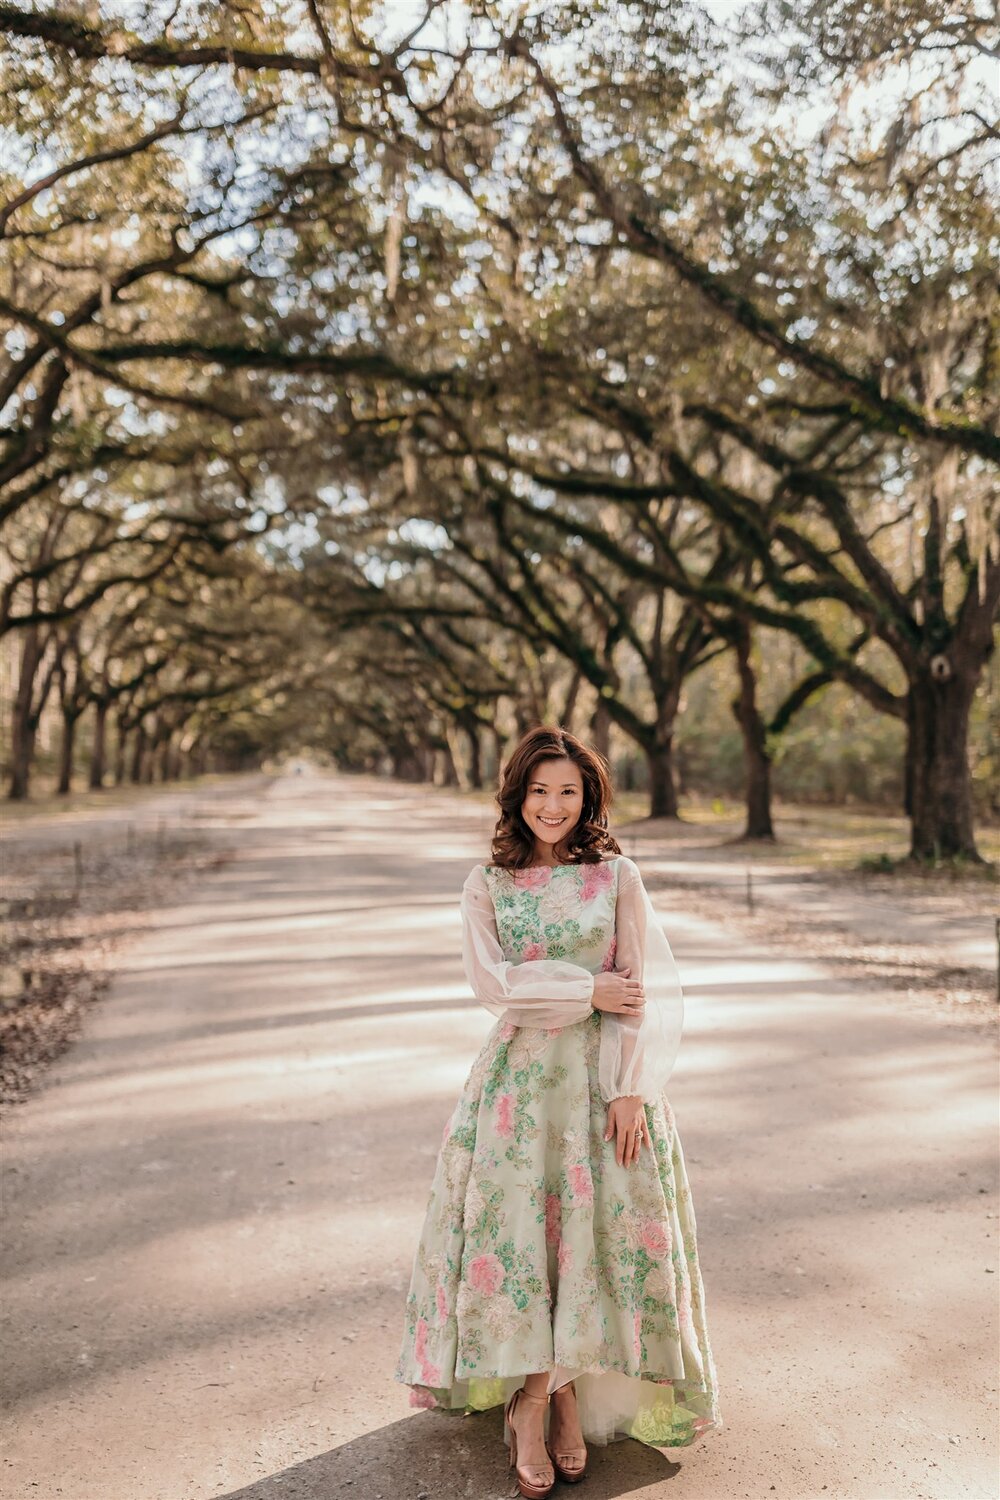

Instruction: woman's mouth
[538,816,566,827]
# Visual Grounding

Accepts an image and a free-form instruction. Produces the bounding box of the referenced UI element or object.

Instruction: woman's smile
[522,756,585,856]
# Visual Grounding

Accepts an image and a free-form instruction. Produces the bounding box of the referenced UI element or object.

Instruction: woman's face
[521,756,584,853]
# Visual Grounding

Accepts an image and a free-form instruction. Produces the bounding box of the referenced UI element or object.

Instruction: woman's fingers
[631,1119,646,1163]
[619,977,644,1014]
[622,982,645,1014]
[607,1093,648,1167]
[616,1121,642,1166]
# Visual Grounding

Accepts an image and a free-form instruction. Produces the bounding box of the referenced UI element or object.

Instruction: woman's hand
[591,966,645,1017]
[604,1095,646,1167]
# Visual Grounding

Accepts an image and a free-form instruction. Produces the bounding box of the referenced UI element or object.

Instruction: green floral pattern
[394,861,721,1449]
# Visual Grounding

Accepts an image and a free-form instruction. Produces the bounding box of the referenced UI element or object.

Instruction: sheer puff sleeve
[599,856,684,1105]
[460,865,596,1030]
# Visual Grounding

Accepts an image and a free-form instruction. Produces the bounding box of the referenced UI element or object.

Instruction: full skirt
[394,1009,722,1448]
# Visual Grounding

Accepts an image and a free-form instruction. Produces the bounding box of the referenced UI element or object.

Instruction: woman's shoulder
[600,849,634,866]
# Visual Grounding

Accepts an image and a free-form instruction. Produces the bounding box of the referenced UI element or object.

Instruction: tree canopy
[2,1,997,859]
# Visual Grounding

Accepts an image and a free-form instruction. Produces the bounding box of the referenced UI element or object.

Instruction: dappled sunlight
[3,0,996,1477]
[4,770,996,1499]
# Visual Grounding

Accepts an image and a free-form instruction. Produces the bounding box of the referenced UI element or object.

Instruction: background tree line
[1,0,996,862]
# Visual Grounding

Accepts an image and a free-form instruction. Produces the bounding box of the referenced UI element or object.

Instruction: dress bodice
[480,859,621,974]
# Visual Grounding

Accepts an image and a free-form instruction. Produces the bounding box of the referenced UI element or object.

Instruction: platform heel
[547,1379,588,1482]
[503,1387,555,1499]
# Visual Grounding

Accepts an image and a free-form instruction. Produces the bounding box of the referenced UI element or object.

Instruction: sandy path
[633,843,997,977]
[2,769,996,1500]
[1,774,274,859]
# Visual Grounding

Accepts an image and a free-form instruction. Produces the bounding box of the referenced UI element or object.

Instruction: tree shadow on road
[213,1408,684,1499]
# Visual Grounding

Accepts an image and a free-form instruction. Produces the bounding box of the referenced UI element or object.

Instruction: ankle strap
[517,1389,550,1403]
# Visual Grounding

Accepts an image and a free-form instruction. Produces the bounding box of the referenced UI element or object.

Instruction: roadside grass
[1,771,255,826]
[454,782,998,883]
[0,781,264,1110]
[622,796,998,882]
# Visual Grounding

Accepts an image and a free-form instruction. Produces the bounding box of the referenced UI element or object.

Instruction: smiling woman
[395,725,720,1496]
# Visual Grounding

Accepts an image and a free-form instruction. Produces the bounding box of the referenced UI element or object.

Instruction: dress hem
[395,1363,721,1450]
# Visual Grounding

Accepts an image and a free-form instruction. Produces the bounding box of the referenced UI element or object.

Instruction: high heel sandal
[547,1380,588,1483]
[503,1387,555,1499]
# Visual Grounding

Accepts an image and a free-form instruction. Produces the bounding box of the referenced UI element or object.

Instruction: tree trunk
[89,699,109,790]
[645,738,681,818]
[391,740,422,780]
[114,716,130,786]
[142,737,157,784]
[156,732,173,782]
[429,739,454,785]
[130,724,147,784]
[56,710,78,796]
[561,669,583,731]
[487,723,504,784]
[465,721,483,789]
[730,627,775,839]
[444,723,468,789]
[589,696,611,760]
[166,737,181,781]
[906,664,984,861]
[7,626,43,800]
[644,685,684,819]
[8,716,36,801]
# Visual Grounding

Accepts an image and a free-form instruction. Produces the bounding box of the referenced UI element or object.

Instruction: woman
[395,725,721,1495]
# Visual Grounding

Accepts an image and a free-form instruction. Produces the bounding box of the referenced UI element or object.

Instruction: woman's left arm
[599,857,685,1160]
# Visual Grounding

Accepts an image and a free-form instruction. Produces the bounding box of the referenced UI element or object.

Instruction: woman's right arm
[460,867,644,1029]
[460,866,597,1029]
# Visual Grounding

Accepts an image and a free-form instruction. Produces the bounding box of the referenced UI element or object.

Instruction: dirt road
[2,770,996,1499]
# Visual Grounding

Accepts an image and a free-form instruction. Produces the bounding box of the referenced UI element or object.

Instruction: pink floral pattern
[544,1192,561,1245]
[395,858,721,1450]
[467,1253,506,1296]
[568,1163,594,1205]
[580,861,615,904]
[413,1316,442,1387]
[484,858,620,966]
[641,1220,671,1258]
[495,1093,514,1137]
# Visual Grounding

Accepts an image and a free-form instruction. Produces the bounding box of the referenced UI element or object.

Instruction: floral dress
[394,855,721,1449]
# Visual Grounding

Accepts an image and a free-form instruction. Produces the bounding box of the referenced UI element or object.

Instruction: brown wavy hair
[489,725,622,870]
